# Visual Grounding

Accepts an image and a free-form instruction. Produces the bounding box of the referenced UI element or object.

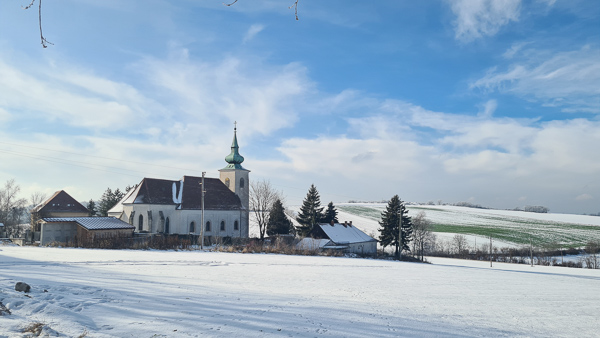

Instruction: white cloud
[471,45,600,113]
[502,41,530,59]
[243,24,265,43]
[576,194,593,201]
[449,0,521,42]
[478,99,497,118]
[135,48,311,140]
[0,59,144,129]
[0,107,10,123]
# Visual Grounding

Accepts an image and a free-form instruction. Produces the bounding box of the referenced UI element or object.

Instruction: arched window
[165,218,170,234]
[190,221,195,233]
[138,214,143,231]
[240,177,245,188]
[234,220,239,231]
[225,177,230,188]
[220,221,225,232]
[205,221,211,232]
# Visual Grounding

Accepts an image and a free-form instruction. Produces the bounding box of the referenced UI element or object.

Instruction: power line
[0,141,203,173]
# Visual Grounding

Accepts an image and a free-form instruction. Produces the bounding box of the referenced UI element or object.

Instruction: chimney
[349,221,352,227]
[330,220,334,226]
[343,221,348,227]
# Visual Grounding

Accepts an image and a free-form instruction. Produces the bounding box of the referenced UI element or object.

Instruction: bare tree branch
[224,0,300,20]
[22,0,53,48]
[289,0,300,21]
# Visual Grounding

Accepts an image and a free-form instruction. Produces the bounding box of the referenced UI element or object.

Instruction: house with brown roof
[108,127,250,240]
[31,190,90,233]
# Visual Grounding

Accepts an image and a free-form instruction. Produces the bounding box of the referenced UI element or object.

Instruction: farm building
[38,217,134,245]
[306,221,378,255]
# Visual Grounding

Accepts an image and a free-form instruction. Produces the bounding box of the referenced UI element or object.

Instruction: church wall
[121,204,246,238]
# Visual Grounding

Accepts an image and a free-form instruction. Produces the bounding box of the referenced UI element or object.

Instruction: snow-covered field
[335,204,600,247]
[1,245,599,337]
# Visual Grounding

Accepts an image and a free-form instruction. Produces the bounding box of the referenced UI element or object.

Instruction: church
[108,127,250,239]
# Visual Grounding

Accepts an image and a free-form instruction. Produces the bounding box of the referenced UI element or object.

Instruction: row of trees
[251,181,340,240]
[251,181,437,261]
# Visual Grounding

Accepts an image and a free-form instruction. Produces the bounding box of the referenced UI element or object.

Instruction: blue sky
[0,0,598,214]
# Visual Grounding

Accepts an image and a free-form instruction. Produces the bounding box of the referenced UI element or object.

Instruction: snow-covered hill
[330,204,600,247]
[1,246,599,337]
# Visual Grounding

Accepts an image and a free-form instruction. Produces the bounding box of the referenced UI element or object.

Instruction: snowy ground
[1,246,599,337]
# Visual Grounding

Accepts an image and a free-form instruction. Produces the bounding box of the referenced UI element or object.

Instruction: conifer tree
[295,184,324,237]
[322,201,339,224]
[87,199,97,216]
[97,188,125,216]
[266,199,294,236]
[378,195,412,259]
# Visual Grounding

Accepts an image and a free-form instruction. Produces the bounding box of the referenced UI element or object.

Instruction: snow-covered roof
[296,238,332,250]
[41,217,134,231]
[317,222,377,244]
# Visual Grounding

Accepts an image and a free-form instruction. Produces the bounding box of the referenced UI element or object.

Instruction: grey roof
[316,223,377,244]
[41,217,134,231]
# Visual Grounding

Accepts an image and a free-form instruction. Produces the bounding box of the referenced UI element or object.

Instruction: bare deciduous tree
[411,211,436,261]
[0,179,28,237]
[28,191,48,229]
[250,179,281,240]
[452,234,468,257]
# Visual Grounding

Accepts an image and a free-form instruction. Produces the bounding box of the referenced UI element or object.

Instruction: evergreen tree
[87,199,97,216]
[322,201,339,224]
[378,195,412,259]
[295,184,324,237]
[97,188,125,216]
[266,199,294,236]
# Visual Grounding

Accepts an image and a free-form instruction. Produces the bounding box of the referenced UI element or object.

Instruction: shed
[39,217,134,245]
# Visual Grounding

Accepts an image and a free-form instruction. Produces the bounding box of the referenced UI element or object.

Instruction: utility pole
[398,205,402,260]
[530,238,534,267]
[200,172,206,250]
[489,235,492,267]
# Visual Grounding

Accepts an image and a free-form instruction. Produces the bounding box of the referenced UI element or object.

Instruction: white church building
[108,127,250,239]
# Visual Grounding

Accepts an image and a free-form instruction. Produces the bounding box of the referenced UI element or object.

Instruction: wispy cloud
[134,48,311,140]
[243,24,265,43]
[470,45,600,113]
[448,0,521,42]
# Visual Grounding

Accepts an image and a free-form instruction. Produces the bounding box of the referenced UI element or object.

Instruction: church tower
[219,124,250,237]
